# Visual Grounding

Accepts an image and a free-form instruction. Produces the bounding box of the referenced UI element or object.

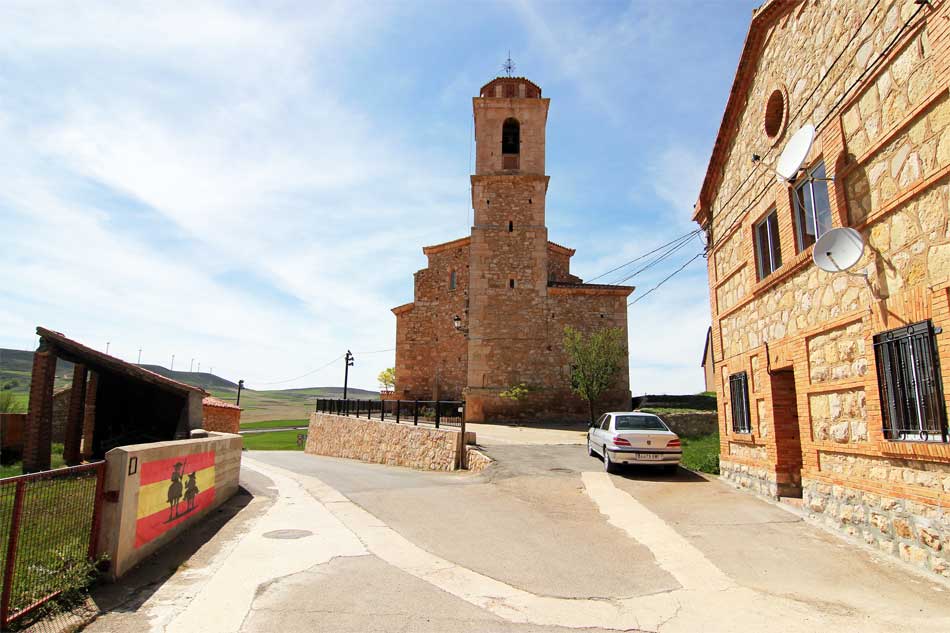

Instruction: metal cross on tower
[502,51,515,77]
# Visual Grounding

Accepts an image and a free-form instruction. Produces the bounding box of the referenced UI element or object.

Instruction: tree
[377,367,396,392]
[563,326,626,423]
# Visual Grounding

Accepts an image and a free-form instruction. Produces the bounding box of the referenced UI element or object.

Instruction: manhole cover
[263,529,313,540]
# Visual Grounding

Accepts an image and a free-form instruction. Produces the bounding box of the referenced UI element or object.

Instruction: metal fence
[0,462,106,628]
[315,399,465,430]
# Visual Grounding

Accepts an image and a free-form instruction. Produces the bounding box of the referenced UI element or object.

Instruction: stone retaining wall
[659,412,717,437]
[306,412,463,471]
[465,447,492,473]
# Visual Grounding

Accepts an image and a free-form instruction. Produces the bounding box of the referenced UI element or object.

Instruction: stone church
[391,76,633,422]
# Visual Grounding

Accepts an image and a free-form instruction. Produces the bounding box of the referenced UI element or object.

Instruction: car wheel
[587,438,595,457]
[603,449,616,474]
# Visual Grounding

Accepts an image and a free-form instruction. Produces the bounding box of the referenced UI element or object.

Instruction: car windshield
[614,415,668,431]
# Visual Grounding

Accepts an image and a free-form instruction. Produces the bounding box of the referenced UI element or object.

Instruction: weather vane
[502,51,516,77]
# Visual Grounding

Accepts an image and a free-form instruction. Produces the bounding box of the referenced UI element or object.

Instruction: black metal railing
[0,462,106,628]
[315,399,465,430]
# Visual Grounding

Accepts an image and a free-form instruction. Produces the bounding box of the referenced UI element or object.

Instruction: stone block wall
[696,0,950,576]
[306,412,463,471]
[0,413,26,463]
[656,413,717,437]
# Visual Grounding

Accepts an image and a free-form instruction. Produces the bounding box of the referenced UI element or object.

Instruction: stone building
[392,76,633,422]
[694,0,950,576]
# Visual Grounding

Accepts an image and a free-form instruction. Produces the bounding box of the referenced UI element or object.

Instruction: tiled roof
[202,396,242,410]
[36,327,207,396]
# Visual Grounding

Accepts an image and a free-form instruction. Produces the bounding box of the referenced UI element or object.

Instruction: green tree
[563,326,627,423]
[377,367,396,392]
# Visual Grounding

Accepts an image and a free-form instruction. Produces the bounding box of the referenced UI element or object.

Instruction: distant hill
[138,365,239,391]
[0,348,74,392]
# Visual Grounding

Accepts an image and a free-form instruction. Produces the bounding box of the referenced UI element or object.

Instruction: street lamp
[453,314,468,334]
[343,350,354,399]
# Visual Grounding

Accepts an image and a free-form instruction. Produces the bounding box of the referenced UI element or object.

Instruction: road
[85,430,950,632]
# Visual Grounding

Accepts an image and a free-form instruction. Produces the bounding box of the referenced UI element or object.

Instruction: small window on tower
[509,279,515,289]
[449,270,457,290]
[508,221,513,232]
[502,119,520,155]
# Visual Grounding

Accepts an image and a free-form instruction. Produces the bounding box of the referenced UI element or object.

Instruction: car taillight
[667,438,681,448]
[613,437,631,446]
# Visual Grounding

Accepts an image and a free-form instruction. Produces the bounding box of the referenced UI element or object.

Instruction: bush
[0,390,25,413]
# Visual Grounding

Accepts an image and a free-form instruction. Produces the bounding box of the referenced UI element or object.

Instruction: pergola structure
[23,327,207,473]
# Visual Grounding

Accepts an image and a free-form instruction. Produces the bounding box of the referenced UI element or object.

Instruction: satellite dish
[813,227,865,273]
[775,124,815,183]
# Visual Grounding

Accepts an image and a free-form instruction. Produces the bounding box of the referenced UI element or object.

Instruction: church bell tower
[465,76,552,421]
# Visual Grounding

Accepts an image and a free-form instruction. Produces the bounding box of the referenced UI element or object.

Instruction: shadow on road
[613,465,709,483]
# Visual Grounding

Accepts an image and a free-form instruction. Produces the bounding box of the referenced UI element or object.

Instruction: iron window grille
[792,161,833,252]
[729,372,752,434]
[754,208,782,280]
[874,320,947,442]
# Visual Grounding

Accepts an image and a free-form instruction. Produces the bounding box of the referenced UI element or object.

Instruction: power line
[610,232,697,285]
[251,353,346,386]
[628,251,706,307]
[587,230,701,283]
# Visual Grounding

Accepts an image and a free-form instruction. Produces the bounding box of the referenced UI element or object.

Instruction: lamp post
[343,350,354,399]
[236,379,244,406]
[453,314,468,335]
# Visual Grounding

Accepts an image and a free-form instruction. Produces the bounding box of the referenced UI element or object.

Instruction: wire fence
[315,399,465,430]
[0,462,105,628]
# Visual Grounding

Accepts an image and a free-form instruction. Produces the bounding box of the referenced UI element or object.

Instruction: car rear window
[614,415,668,431]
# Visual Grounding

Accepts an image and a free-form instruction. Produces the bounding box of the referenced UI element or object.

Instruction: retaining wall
[658,412,718,437]
[97,431,243,578]
[306,412,464,471]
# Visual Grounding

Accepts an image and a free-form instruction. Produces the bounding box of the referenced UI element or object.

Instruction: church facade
[391,76,633,422]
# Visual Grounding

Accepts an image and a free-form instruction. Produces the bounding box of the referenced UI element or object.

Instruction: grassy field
[240,419,308,430]
[0,444,68,479]
[681,433,720,474]
[242,430,307,451]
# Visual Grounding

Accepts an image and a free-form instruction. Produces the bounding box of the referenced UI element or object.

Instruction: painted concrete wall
[97,432,242,578]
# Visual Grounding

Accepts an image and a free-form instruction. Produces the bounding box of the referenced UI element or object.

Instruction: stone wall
[660,412,717,437]
[465,446,492,473]
[697,0,950,576]
[306,412,464,471]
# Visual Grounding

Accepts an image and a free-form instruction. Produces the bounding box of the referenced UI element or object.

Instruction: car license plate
[636,453,662,460]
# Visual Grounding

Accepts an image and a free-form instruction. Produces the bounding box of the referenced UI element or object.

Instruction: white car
[587,412,682,474]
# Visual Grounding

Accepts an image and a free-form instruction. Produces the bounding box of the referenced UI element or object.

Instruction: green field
[241,430,307,451]
[240,419,308,430]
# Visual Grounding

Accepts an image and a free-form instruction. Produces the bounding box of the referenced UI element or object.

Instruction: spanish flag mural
[135,450,216,548]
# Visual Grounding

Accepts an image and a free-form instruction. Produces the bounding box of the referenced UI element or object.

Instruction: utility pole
[171,354,175,370]
[236,379,244,406]
[343,350,354,399]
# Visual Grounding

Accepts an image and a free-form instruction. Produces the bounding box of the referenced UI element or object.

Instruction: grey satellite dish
[775,124,815,183]
[813,227,865,274]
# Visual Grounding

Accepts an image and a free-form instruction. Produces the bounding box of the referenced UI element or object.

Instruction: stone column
[63,364,88,465]
[80,371,99,460]
[23,341,57,473]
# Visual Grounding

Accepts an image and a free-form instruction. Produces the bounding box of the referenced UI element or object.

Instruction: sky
[0,0,758,394]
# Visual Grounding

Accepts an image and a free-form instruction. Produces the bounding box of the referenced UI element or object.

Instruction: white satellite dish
[775,124,815,183]
[813,227,865,274]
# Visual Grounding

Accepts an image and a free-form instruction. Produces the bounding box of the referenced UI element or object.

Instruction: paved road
[86,438,950,632]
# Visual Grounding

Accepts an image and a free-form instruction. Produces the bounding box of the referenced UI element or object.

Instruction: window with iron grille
[874,320,947,442]
[729,372,751,433]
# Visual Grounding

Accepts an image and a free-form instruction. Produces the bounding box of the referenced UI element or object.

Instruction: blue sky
[0,1,757,393]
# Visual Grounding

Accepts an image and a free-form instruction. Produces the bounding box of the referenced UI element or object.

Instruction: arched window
[502,118,520,155]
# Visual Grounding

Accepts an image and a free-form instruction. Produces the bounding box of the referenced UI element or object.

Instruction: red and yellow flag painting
[135,450,216,548]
